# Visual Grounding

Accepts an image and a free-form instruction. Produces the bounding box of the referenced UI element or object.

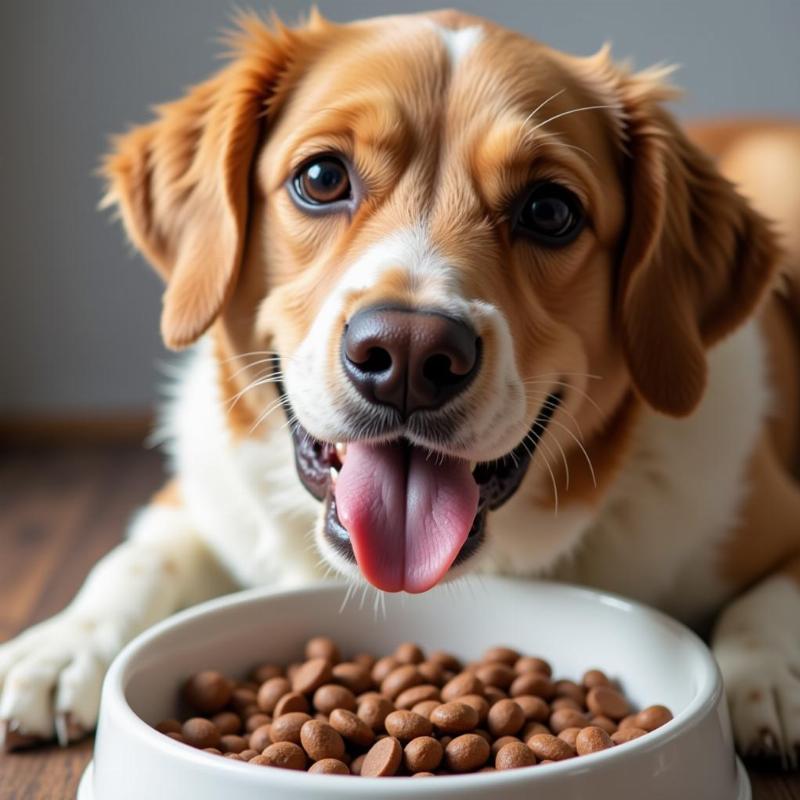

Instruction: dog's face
[105,11,777,593]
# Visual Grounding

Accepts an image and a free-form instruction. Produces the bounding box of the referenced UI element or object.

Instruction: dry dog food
[154,638,673,777]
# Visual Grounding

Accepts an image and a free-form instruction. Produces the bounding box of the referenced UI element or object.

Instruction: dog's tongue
[335,441,479,593]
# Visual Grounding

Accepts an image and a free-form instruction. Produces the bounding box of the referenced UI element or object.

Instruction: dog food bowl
[77,577,749,799]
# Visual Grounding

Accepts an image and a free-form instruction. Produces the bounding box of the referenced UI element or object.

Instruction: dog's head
[104,10,778,593]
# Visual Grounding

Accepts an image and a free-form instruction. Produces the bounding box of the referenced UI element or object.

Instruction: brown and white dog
[2,9,800,763]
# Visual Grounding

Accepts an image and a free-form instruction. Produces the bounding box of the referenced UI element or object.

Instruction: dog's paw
[714,635,800,768]
[0,613,113,751]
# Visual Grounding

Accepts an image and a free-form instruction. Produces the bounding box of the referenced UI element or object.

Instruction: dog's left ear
[102,16,318,349]
[583,53,781,416]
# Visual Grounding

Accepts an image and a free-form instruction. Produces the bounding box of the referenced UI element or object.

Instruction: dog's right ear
[102,14,325,350]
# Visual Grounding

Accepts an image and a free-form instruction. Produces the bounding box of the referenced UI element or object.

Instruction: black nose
[341,306,481,417]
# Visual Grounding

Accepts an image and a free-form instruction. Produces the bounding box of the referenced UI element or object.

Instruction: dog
[2,9,799,764]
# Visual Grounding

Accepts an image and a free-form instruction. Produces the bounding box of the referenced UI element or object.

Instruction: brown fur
[103,11,797,598]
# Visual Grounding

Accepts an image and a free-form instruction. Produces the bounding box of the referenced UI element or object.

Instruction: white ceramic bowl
[78,578,749,799]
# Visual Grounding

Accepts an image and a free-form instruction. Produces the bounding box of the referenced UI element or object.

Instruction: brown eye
[294,157,351,205]
[514,182,584,245]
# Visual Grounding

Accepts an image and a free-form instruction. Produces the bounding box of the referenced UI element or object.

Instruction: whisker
[531,103,623,134]
[520,87,566,129]
[522,379,602,416]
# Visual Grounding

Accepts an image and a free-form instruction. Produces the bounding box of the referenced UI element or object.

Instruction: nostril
[423,353,458,385]
[353,346,392,374]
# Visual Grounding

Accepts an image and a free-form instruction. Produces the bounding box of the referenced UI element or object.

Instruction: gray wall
[2,0,798,414]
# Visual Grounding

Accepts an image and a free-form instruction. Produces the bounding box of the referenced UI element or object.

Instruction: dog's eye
[514,182,584,245]
[293,157,351,205]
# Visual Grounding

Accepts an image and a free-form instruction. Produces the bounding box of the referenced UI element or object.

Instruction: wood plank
[0,445,797,798]
[0,413,152,446]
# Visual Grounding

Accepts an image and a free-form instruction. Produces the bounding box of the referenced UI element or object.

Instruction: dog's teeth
[329,466,339,485]
[470,461,477,473]
[335,442,347,461]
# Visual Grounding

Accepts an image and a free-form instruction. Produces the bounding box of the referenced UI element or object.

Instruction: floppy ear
[600,61,780,415]
[102,17,307,349]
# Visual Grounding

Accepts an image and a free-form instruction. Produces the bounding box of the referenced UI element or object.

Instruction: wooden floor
[0,445,798,799]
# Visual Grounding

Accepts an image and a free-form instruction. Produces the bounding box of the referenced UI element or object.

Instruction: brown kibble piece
[514,657,552,676]
[445,733,491,772]
[430,702,480,734]
[412,699,441,718]
[522,721,550,739]
[300,719,346,761]
[635,705,673,731]
[292,658,333,695]
[313,683,357,714]
[274,692,310,717]
[182,671,232,714]
[618,714,639,730]
[350,753,366,775]
[155,719,182,735]
[219,734,248,754]
[245,714,271,734]
[381,665,424,699]
[551,696,582,712]
[483,647,521,666]
[404,736,443,773]
[261,741,307,770]
[557,727,581,748]
[332,662,372,694]
[182,718,220,749]
[329,708,375,747]
[549,707,588,734]
[224,752,243,761]
[248,754,270,766]
[582,669,612,689]
[591,715,618,735]
[371,656,399,684]
[257,677,291,714]
[441,672,484,702]
[358,694,394,731]
[476,662,516,690]
[412,771,436,777]
[269,712,312,745]
[487,699,525,737]
[586,686,630,720]
[385,709,433,741]
[428,650,462,672]
[395,684,440,709]
[203,747,222,755]
[554,680,586,705]
[510,672,555,699]
[361,736,403,777]
[305,636,341,664]
[514,695,549,723]
[211,711,241,735]
[491,735,520,756]
[248,724,273,752]
[611,726,649,745]
[527,733,576,761]
[575,725,614,755]
[166,732,185,743]
[394,642,425,664]
[230,687,258,714]
[309,758,350,774]
[458,693,490,724]
[353,653,376,670]
[417,661,444,686]
[495,741,537,770]
[239,749,259,761]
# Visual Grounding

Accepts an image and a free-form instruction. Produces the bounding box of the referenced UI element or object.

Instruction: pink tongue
[334,442,479,593]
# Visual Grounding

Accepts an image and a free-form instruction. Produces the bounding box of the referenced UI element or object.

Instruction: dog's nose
[341,306,480,416]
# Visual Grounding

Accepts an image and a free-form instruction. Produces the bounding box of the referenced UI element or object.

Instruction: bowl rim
[101,577,723,793]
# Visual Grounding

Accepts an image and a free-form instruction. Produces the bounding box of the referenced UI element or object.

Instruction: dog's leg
[0,485,235,750]
[712,553,800,767]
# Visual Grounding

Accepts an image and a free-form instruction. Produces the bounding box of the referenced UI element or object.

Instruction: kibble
[155,638,673,779]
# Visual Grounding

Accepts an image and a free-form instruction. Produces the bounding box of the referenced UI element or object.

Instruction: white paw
[0,613,117,750]
[714,634,800,768]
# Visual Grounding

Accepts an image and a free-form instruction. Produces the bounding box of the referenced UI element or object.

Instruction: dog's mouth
[281,375,561,593]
